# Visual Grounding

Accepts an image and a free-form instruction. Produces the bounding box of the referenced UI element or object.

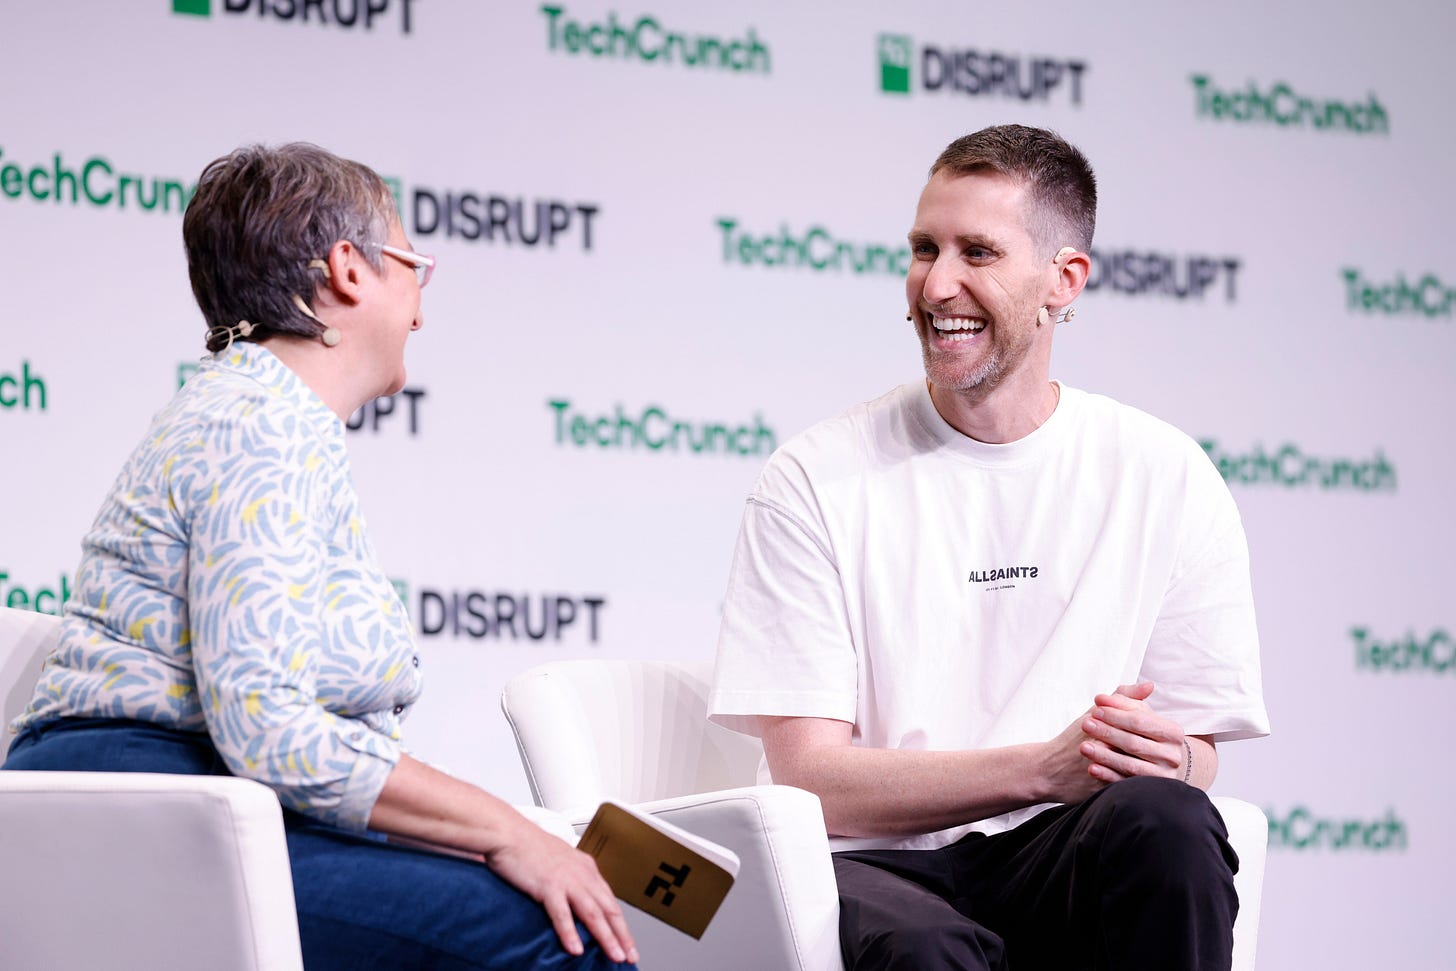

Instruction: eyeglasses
[379,244,436,288]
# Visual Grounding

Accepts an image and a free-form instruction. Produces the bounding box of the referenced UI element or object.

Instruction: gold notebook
[578,801,740,939]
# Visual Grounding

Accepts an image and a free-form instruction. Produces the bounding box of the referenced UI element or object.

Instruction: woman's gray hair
[183,143,395,352]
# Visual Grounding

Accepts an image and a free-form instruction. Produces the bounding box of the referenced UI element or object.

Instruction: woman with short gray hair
[3,142,638,970]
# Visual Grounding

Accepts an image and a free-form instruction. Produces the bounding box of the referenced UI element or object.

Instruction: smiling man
[709,125,1269,970]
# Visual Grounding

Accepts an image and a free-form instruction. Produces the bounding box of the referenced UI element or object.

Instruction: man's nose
[921,257,962,304]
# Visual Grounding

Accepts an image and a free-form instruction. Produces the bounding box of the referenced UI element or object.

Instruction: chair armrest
[570,784,843,971]
[0,771,303,971]
[1212,796,1267,971]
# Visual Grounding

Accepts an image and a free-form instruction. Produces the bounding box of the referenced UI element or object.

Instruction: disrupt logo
[1266,806,1407,852]
[347,388,426,435]
[415,586,606,643]
[1190,75,1387,135]
[540,5,770,74]
[1342,268,1454,318]
[1,361,47,411]
[1084,249,1241,302]
[173,0,417,34]
[1200,440,1396,492]
[876,32,1086,104]
[411,183,599,252]
[1352,626,1454,674]
[0,146,194,214]
[0,571,71,614]
[718,218,909,276]
[549,399,776,457]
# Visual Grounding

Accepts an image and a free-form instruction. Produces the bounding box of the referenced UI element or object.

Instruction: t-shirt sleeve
[180,420,399,831]
[1138,446,1270,742]
[708,458,860,737]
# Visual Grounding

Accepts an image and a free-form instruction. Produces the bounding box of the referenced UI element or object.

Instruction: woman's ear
[323,239,367,305]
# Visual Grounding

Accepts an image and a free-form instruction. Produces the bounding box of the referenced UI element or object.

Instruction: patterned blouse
[13,342,422,831]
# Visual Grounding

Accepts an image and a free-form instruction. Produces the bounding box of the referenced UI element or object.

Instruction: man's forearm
[1186,734,1219,790]
[758,714,1107,839]
[771,741,1054,838]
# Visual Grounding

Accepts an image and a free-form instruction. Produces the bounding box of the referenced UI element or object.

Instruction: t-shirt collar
[908,378,1080,468]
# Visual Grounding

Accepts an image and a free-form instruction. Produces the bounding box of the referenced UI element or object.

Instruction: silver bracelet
[1182,738,1193,784]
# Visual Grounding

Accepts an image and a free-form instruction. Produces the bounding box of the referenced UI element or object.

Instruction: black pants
[833,777,1239,971]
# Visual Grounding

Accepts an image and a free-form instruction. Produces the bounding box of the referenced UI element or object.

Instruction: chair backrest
[501,658,766,813]
[0,607,60,732]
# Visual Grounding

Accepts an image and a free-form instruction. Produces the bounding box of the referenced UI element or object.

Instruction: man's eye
[912,241,936,257]
[966,247,992,260]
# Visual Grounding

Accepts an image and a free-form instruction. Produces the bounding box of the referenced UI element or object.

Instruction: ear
[1047,247,1091,308]
[322,239,368,306]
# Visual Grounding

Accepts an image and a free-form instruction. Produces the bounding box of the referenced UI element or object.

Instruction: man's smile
[930,314,988,342]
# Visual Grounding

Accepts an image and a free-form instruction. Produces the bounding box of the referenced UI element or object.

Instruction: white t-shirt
[709,381,1269,850]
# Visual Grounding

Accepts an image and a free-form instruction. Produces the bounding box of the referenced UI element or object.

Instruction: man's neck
[928,370,1061,444]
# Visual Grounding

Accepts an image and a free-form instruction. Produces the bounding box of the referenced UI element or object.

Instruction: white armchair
[502,658,844,971]
[0,606,304,971]
[502,657,1269,971]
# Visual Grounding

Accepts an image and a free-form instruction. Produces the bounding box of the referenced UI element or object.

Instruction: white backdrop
[3,2,1454,967]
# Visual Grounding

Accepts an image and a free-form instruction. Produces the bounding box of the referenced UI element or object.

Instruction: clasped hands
[1047,681,1190,802]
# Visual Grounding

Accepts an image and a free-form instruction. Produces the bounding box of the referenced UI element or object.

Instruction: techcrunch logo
[1352,626,1454,674]
[0,147,194,214]
[541,5,769,74]
[1190,75,1387,135]
[1200,440,1396,492]
[1,361,47,411]
[411,185,598,252]
[1267,806,1407,852]
[1343,268,1455,318]
[718,218,910,276]
[549,399,776,457]
[877,33,1085,104]
[0,571,71,614]
[172,0,416,34]
[1084,249,1241,302]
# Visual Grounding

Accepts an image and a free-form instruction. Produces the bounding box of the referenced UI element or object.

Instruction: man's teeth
[932,316,987,341]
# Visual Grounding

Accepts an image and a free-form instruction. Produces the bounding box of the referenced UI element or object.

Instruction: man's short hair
[930,125,1097,256]
[183,143,395,352]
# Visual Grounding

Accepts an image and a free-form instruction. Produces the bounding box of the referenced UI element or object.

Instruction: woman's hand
[369,754,638,965]
[484,814,638,964]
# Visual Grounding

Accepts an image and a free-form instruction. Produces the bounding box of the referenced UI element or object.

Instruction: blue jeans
[5,719,636,971]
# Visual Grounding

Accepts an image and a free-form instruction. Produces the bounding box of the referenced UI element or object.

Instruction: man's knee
[1090,777,1238,879]
[835,855,1005,971]
[854,914,1004,971]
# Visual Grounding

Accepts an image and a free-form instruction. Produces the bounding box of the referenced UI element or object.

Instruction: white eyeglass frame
[378,244,436,287]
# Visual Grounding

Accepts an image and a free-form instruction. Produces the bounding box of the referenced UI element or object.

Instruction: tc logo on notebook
[645,861,692,906]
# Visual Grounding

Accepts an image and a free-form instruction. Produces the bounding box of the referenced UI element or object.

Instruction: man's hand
[1040,707,1113,804]
[1079,682,1187,784]
[484,815,639,966]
